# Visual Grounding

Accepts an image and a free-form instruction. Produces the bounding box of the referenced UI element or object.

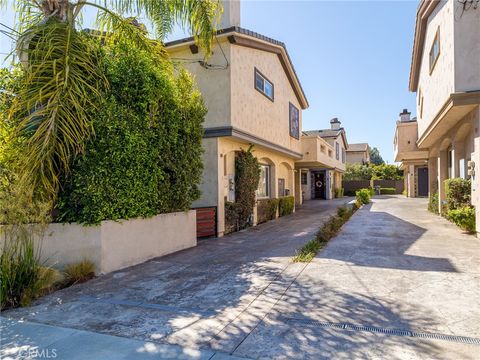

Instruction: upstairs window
[336,142,340,160]
[289,102,300,139]
[429,28,440,73]
[342,148,346,163]
[254,68,274,101]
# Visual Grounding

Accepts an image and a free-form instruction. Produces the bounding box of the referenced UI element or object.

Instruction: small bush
[337,206,354,221]
[447,206,476,233]
[334,188,344,198]
[380,188,396,195]
[445,178,471,211]
[257,198,279,224]
[292,239,320,262]
[64,260,95,285]
[356,189,371,206]
[428,192,439,214]
[279,196,295,217]
[225,201,241,234]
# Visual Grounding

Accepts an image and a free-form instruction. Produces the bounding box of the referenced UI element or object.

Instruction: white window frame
[257,164,271,198]
[254,68,274,101]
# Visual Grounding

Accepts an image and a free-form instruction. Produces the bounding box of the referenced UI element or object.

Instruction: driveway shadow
[317,203,457,272]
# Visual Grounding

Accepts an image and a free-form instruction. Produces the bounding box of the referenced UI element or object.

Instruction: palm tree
[0,0,221,201]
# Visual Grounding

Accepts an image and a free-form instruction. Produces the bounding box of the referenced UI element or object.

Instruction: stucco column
[473,134,480,237]
[293,170,301,207]
[451,145,457,178]
[408,164,415,197]
[438,150,448,214]
[428,156,438,197]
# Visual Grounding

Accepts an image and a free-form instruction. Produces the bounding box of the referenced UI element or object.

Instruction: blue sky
[0,0,418,163]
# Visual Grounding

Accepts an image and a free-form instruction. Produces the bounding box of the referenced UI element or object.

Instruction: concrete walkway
[2,196,480,359]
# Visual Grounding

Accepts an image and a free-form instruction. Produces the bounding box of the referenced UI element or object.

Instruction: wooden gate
[194,207,217,238]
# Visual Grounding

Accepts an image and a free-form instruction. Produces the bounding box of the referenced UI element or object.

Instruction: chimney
[330,117,341,130]
[399,108,411,122]
[219,0,241,29]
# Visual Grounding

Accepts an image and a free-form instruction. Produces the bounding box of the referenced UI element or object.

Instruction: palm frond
[10,20,107,196]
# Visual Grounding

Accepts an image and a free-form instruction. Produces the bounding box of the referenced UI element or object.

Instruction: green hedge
[380,188,396,195]
[356,189,371,205]
[56,43,205,224]
[257,198,279,224]
[445,178,471,210]
[428,192,439,214]
[279,196,295,217]
[447,206,476,233]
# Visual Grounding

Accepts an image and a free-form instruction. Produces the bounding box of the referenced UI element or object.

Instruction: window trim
[254,67,274,102]
[336,142,340,160]
[429,28,440,74]
[301,172,308,185]
[257,163,271,199]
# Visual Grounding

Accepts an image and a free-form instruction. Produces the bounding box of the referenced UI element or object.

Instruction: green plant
[224,201,241,235]
[428,192,439,214]
[1,0,221,208]
[344,164,373,181]
[369,146,384,165]
[402,189,407,196]
[278,196,295,217]
[56,45,206,224]
[371,164,403,180]
[257,198,279,224]
[64,260,95,285]
[447,206,476,233]
[337,206,353,221]
[233,146,261,230]
[292,239,320,262]
[380,188,396,195]
[445,178,471,211]
[334,188,344,198]
[356,189,371,205]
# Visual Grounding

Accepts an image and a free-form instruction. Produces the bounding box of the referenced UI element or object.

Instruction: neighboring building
[346,143,370,165]
[409,0,480,232]
[165,1,308,237]
[296,118,348,201]
[394,109,429,197]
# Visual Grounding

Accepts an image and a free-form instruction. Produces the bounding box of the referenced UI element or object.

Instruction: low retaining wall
[2,210,196,274]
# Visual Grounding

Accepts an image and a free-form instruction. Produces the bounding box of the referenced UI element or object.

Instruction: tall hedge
[56,42,205,224]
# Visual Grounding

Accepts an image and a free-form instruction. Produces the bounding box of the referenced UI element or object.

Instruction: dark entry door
[417,167,428,197]
[314,172,326,199]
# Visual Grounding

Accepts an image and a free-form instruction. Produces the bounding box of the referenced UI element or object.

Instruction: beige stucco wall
[1,211,197,274]
[298,135,346,171]
[217,136,296,235]
[346,151,367,165]
[453,1,480,92]
[167,38,232,129]
[192,137,220,208]
[230,44,302,154]
[394,121,429,162]
[416,0,455,138]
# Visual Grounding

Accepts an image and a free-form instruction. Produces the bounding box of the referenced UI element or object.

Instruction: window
[419,95,424,119]
[289,102,300,139]
[429,28,440,73]
[257,164,270,198]
[254,68,274,101]
[336,142,340,160]
[301,172,308,185]
[278,179,285,197]
[447,147,453,179]
[342,148,346,164]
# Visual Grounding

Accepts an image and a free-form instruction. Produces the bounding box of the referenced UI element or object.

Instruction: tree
[371,164,403,180]
[369,146,384,165]
[343,164,373,181]
[0,0,221,202]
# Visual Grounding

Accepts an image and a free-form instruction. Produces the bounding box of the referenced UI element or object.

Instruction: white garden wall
[1,210,197,274]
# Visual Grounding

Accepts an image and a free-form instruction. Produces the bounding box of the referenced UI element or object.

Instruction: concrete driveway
[3,196,480,359]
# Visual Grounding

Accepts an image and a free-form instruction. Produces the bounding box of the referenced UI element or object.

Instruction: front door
[314,172,326,199]
[417,167,428,197]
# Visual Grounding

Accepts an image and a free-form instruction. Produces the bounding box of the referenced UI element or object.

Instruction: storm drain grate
[279,317,480,345]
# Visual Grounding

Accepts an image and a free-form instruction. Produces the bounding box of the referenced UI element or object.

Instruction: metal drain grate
[279,317,480,345]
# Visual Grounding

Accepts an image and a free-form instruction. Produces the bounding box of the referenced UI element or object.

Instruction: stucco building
[296,118,348,201]
[408,0,480,232]
[165,1,308,237]
[346,143,370,165]
[394,109,429,197]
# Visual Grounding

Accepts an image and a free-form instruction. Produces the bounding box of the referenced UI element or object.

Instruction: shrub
[257,198,279,224]
[337,206,353,221]
[64,260,95,285]
[428,192,439,214]
[447,206,476,233]
[356,189,371,205]
[380,188,396,195]
[56,43,205,224]
[371,164,403,180]
[292,239,320,262]
[334,188,344,198]
[234,146,261,230]
[225,201,241,235]
[445,178,471,211]
[279,196,295,217]
[344,164,373,181]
